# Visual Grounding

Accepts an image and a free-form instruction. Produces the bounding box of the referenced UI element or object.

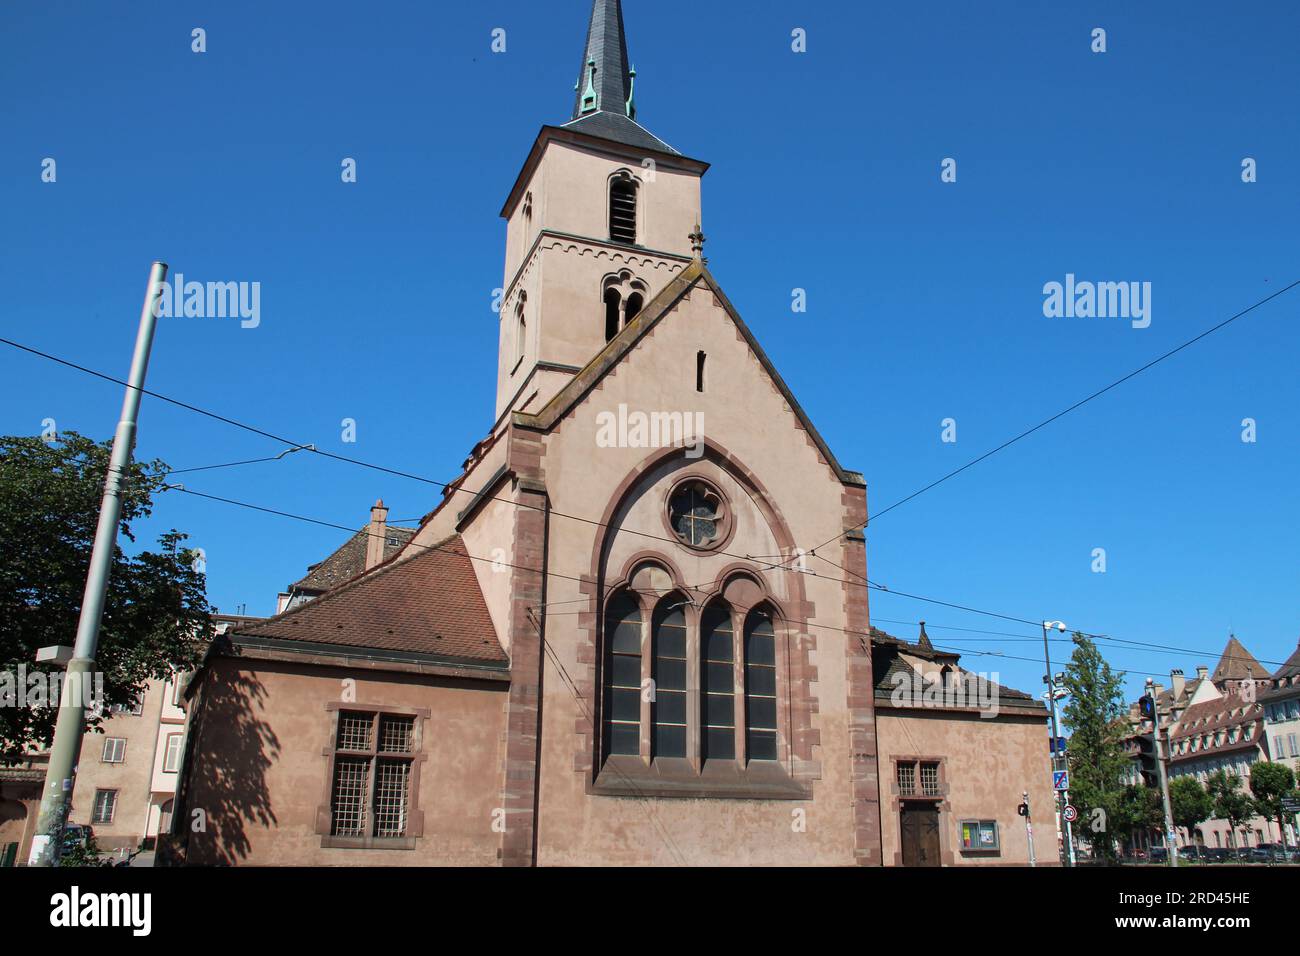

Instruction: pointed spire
[1209,633,1269,687]
[572,0,633,120]
[917,621,933,650]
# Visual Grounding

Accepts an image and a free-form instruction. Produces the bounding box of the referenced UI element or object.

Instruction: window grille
[920,762,940,796]
[331,756,370,837]
[337,712,372,751]
[897,762,916,796]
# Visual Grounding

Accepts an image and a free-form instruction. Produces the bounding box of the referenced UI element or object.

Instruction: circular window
[667,479,726,550]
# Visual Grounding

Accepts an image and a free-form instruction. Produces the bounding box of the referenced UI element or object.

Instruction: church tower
[495,0,710,420]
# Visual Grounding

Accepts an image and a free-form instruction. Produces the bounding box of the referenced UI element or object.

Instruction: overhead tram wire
[14,442,1291,670]
[761,277,1300,570]
[9,314,1295,671]
[172,482,1293,671]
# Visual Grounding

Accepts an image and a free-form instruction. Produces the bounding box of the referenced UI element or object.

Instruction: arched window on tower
[701,601,736,761]
[513,295,527,368]
[652,595,688,758]
[601,273,648,344]
[743,607,778,761]
[602,591,642,757]
[609,173,638,244]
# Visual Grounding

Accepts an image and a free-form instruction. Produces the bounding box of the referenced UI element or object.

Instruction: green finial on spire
[580,58,598,113]
[626,64,636,119]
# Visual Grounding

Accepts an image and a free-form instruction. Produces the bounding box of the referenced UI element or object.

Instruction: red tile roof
[289,525,415,593]
[237,534,506,666]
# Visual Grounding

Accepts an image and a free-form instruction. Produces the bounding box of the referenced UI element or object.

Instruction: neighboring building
[873,625,1054,866]
[1261,638,1300,779]
[275,500,414,613]
[0,611,261,866]
[1127,634,1288,850]
[170,0,1051,868]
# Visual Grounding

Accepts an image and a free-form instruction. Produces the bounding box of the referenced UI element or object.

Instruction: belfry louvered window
[609,175,638,244]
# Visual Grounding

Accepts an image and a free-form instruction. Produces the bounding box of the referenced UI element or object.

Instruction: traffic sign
[1053,770,1069,791]
[1062,804,1078,823]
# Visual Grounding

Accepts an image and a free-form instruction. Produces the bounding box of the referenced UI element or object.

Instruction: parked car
[1179,845,1205,862]
[60,824,94,853]
[1150,847,1168,863]
[1204,847,1231,863]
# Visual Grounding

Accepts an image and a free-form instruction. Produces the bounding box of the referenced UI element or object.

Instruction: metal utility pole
[1145,677,1180,868]
[29,262,168,866]
[1041,620,1073,866]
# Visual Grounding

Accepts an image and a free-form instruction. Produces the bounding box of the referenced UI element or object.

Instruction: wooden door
[900,802,941,867]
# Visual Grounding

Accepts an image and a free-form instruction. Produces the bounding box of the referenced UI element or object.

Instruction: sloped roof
[1169,689,1264,763]
[239,535,506,666]
[289,525,415,593]
[1209,635,1270,685]
[870,627,1041,711]
[1269,638,1300,682]
[515,261,865,488]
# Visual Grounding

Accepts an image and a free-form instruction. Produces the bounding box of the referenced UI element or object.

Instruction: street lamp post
[1042,619,1073,866]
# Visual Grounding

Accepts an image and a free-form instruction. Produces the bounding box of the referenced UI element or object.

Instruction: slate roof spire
[562,1,680,155]
[572,0,633,120]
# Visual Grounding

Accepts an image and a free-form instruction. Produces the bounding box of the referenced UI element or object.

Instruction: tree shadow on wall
[175,662,280,865]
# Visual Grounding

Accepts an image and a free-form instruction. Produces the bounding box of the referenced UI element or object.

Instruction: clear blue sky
[3,1,1298,707]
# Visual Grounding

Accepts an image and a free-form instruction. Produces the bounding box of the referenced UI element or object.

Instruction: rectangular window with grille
[608,178,637,244]
[328,710,418,840]
[101,737,126,763]
[91,789,117,824]
[897,762,916,796]
[920,762,940,796]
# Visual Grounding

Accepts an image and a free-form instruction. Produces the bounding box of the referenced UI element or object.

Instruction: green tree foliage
[1060,632,1129,862]
[1207,769,1256,849]
[1169,775,1214,844]
[0,433,211,762]
[1248,761,1297,847]
[1113,784,1164,852]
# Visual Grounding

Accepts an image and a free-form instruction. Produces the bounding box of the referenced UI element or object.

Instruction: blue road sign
[1053,770,1069,791]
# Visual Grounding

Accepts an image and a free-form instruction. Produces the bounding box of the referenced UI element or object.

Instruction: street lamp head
[1043,620,1067,632]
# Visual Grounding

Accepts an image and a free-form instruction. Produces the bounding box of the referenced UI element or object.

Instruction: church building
[167,0,1053,867]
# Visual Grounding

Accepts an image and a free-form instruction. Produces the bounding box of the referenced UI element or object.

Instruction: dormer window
[609,173,637,244]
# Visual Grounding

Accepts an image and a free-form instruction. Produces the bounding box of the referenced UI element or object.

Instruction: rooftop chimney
[1196,665,1209,681]
[1170,668,1185,700]
[365,499,388,571]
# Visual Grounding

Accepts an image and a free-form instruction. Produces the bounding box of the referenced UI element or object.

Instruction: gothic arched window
[602,591,642,756]
[652,595,688,758]
[744,607,778,761]
[514,297,527,366]
[609,174,638,244]
[604,288,621,343]
[701,601,735,761]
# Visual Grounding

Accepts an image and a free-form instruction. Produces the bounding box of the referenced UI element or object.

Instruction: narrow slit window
[624,292,643,325]
[696,351,706,392]
[609,177,638,244]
